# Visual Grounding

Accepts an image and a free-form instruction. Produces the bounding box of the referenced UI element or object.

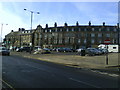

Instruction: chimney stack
[88,21,91,26]
[103,22,105,26]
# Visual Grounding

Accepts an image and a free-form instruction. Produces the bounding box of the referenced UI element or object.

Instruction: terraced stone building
[4,21,119,49]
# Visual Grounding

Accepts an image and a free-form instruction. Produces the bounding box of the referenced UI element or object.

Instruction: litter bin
[81,50,86,56]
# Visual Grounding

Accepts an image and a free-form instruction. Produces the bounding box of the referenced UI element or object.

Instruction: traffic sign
[104,39,111,45]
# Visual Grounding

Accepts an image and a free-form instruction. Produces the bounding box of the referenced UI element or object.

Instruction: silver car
[0,47,10,56]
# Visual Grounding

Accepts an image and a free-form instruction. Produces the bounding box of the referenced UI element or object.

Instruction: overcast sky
[0,0,119,39]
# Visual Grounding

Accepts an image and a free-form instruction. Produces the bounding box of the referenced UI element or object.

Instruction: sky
[0,0,119,40]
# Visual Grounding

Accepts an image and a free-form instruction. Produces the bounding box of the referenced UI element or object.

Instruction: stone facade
[4,22,119,49]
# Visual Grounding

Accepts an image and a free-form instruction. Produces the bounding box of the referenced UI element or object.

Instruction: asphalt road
[1,55,119,89]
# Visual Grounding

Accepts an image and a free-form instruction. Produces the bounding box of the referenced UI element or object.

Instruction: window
[52,33,55,36]
[107,28,110,31]
[65,37,69,43]
[54,37,57,44]
[84,39,86,44]
[55,28,57,32]
[79,28,81,31]
[59,39,62,44]
[59,34,62,38]
[85,33,87,37]
[98,40,102,43]
[99,28,101,31]
[78,33,81,37]
[92,28,95,31]
[91,39,95,44]
[114,28,117,32]
[60,28,62,32]
[113,47,116,49]
[84,28,87,31]
[45,29,47,32]
[91,33,95,37]
[54,40,57,44]
[70,37,74,44]
[106,34,110,37]
[44,34,47,38]
[78,39,81,43]
[72,28,74,32]
[98,33,102,37]
[40,34,42,38]
[66,28,69,32]
[49,29,51,32]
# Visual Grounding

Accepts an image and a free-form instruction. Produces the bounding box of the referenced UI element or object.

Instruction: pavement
[10,51,120,75]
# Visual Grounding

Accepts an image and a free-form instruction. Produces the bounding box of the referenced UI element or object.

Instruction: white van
[98,44,119,53]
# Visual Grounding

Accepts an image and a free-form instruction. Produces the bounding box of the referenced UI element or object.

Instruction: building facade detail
[4,22,119,49]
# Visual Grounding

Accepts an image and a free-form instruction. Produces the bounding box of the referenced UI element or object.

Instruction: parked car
[0,47,10,56]
[16,47,22,52]
[41,48,51,54]
[71,48,76,52]
[64,48,73,52]
[52,48,57,51]
[86,48,102,56]
[86,48,95,56]
[76,48,86,52]
[99,48,108,54]
[34,46,42,52]
[56,48,65,52]
[96,48,103,55]
[16,47,32,52]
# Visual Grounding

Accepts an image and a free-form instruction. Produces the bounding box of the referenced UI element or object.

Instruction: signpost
[104,39,111,45]
[104,39,111,65]
[29,43,32,54]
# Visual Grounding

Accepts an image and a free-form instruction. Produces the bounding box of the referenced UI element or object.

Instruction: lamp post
[24,9,40,32]
[24,9,40,53]
[0,23,8,43]
[117,23,120,53]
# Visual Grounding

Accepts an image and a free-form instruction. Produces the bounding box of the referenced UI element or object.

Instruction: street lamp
[0,23,8,43]
[24,8,40,31]
[117,23,120,52]
[24,8,40,53]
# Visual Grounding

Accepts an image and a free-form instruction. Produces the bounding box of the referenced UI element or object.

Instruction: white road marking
[91,70,119,77]
[69,77,101,88]
[108,74,119,77]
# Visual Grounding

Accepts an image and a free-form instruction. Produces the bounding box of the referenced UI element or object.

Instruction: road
[1,55,119,89]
